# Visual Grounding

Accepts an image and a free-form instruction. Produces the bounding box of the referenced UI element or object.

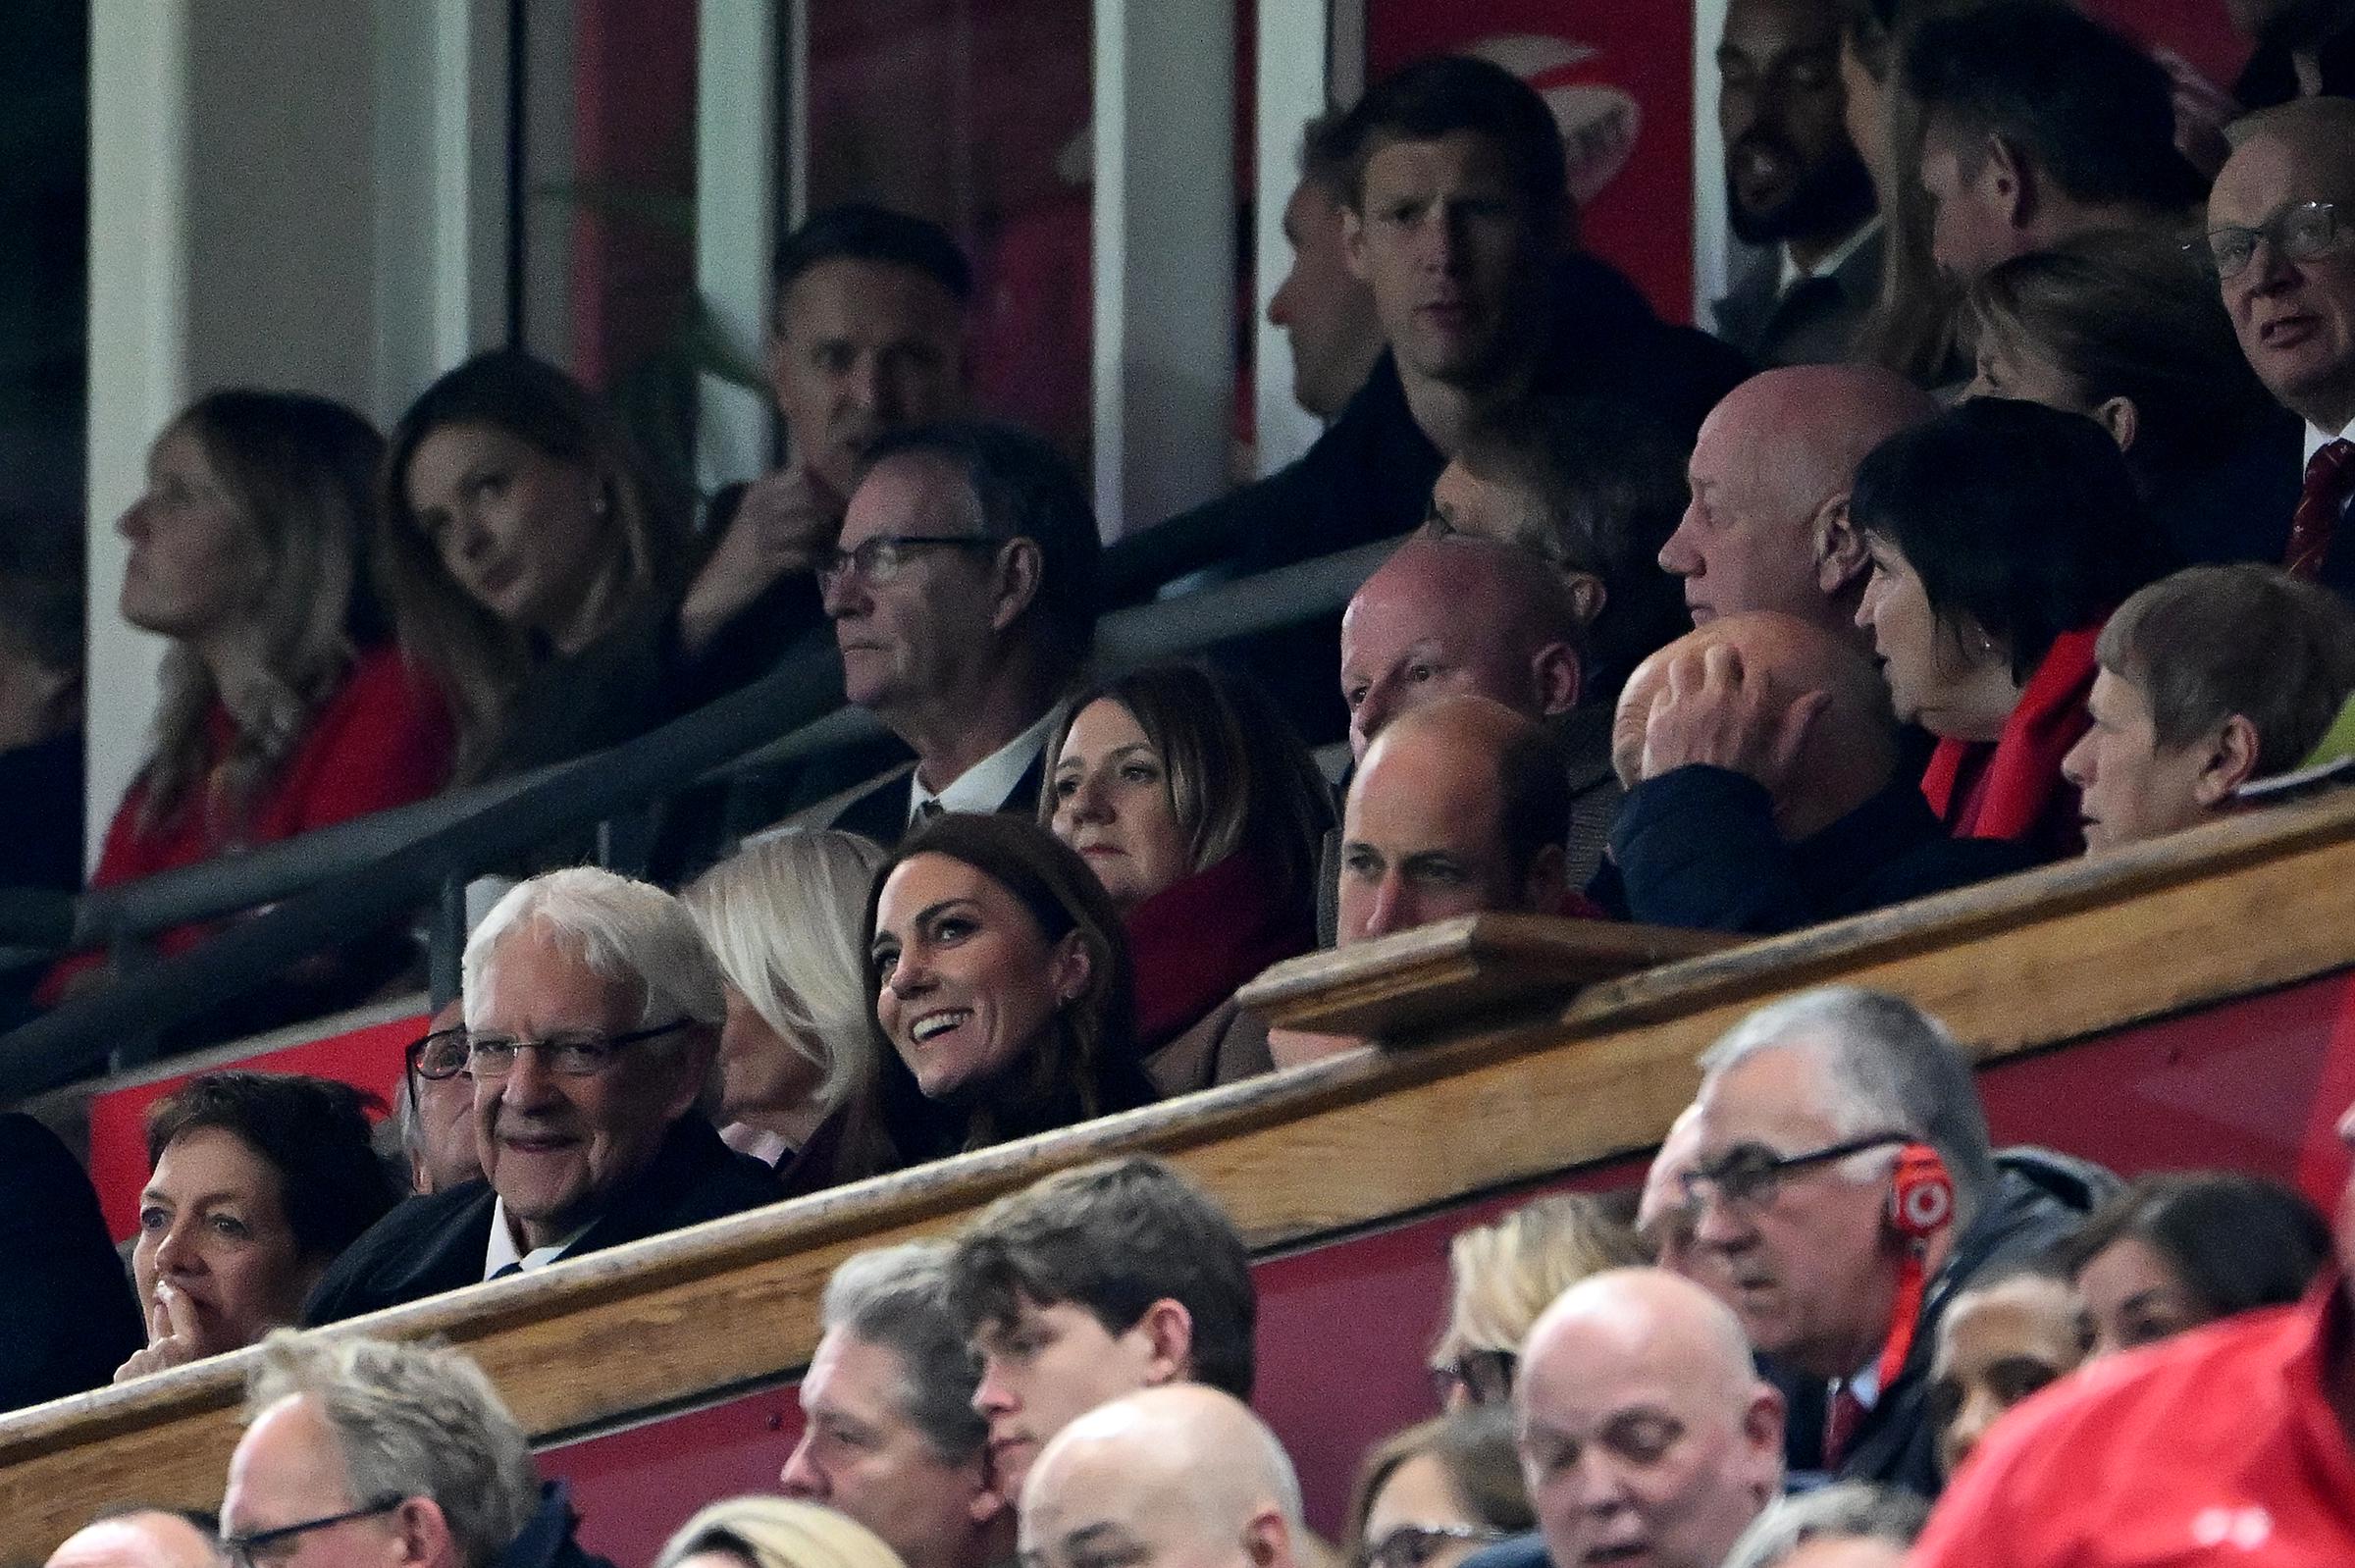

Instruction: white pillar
[695,0,784,502]
[1252,0,1331,478]
[1092,0,1237,538]
[1692,0,1737,321]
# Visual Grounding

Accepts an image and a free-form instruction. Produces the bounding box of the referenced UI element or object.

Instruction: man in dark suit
[303,867,778,1324]
[0,1112,142,1412]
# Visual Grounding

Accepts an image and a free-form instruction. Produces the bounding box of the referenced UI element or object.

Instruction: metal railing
[0,539,1393,1101]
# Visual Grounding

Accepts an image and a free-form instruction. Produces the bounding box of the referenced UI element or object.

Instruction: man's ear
[2092,395,2139,452]
[988,538,1045,634]
[661,1025,722,1124]
[1742,1385,1788,1500]
[389,1496,455,1568]
[1132,1297,1196,1385]
[1341,204,1371,282]
[1520,841,1568,915]
[1530,642,1583,717]
[1813,494,1868,597]
[2193,713,2263,807]
[1241,1509,1297,1568]
[1982,133,2030,230]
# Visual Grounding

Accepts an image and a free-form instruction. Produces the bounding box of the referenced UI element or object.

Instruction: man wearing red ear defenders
[1666,986,2111,1495]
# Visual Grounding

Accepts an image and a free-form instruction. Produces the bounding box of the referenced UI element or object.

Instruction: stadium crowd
[11,0,2355,1563]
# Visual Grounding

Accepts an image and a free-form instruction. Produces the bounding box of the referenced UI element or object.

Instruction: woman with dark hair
[43,392,454,1006]
[1853,398,2175,859]
[1040,664,1334,1095]
[1342,1408,1533,1568]
[862,813,1153,1166]
[1961,228,2304,567]
[2058,1172,2332,1361]
[379,349,692,781]
[115,1071,399,1382]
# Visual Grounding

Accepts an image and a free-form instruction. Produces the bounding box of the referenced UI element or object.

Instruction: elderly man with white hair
[304,867,780,1323]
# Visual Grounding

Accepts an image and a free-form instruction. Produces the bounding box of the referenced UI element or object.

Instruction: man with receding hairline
[45,1513,221,1568]
[1020,1386,1306,1568]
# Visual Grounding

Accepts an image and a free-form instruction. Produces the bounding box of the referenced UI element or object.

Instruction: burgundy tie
[1823,1382,1866,1469]
[2288,439,2355,580]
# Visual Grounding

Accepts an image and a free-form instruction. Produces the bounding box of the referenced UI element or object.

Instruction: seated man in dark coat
[303,867,779,1324]
[0,1112,143,1413]
[1597,612,2036,932]
[1103,54,1750,740]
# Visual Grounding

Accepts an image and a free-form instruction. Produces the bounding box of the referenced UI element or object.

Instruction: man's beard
[1726,141,1878,248]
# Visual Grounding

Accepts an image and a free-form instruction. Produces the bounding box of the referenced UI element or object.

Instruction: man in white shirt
[2207,96,2355,596]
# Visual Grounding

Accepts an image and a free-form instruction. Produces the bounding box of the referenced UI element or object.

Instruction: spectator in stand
[394,1001,486,1196]
[1719,1483,1927,1568]
[1501,1269,1785,1568]
[380,350,691,783]
[223,1333,609,1568]
[1673,987,2106,1492]
[0,543,85,898]
[2056,1171,2331,1361]
[44,1512,222,1568]
[744,421,1100,848]
[1344,1410,1533,1568]
[1903,0,2206,284]
[1922,1265,2087,1478]
[1601,612,2037,933]
[303,868,780,1323]
[1908,1106,2355,1565]
[1637,1106,1716,1286]
[1428,1195,1646,1412]
[1961,229,2306,568]
[1020,1387,1305,1568]
[1852,399,2175,860]
[44,392,453,1011]
[1659,366,1939,645]
[115,1073,397,1384]
[0,1113,143,1412]
[2232,0,2355,109]
[2065,565,2355,854]
[1269,110,1387,423]
[684,829,894,1193]
[1041,664,1332,1096]
[657,1500,905,1568]
[1712,0,1885,367]
[777,1244,1010,1568]
[1423,395,1692,705]
[2205,97,2355,595]
[1104,54,1748,739]
[673,206,972,712]
[947,1155,1255,1501]
[862,814,1152,1167]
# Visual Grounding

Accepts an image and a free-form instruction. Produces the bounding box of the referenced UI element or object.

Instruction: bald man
[1020,1386,1305,1568]
[45,1514,220,1568]
[2208,98,2355,594]
[1514,1269,1784,1568]
[1596,612,2035,932]
[1658,368,1938,639]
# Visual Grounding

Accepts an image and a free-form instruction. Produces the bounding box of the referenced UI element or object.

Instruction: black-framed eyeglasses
[2190,200,2349,279]
[1428,1346,1518,1407]
[815,533,998,590]
[463,1019,688,1079]
[406,1026,472,1083]
[223,1495,405,1568]
[1679,1132,1910,1212]
[1358,1523,1511,1568]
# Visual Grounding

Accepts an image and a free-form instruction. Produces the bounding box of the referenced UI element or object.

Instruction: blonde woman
[658,1498,908,1568]
[685,829,891,1194]
[1429,1194,1645,1408]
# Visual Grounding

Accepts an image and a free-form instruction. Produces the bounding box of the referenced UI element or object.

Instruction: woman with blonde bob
[657,1497,909,1568]
[685,828,892,1194]
[1429,1194,1645,1409]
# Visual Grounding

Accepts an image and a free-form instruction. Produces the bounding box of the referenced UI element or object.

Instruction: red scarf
[1920,623,2102,858]
[1125,850,1316,1052]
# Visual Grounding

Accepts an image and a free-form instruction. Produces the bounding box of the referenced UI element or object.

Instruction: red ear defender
[1888,1142,1955,1239]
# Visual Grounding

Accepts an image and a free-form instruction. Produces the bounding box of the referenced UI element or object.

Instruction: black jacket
[498,1482,616,1568]
[0,1114,143,1413]
[302,1116,781,1326]
[1597,766,2043,934]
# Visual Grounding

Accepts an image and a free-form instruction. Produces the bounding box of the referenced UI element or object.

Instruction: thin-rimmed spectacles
[463,1019,688,1079]
[815,534,997,590]
[1679,1132,1909,1212]
[2190,200,2348,279]
[1359,1524,1510,1568]
[406,1026,471,1083]
[223,1496,405,1568]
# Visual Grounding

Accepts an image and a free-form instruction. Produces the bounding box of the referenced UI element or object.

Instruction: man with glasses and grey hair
[778,1242,1014,1568]
[303,867,780,1324]
[219,1332,608,1568]
[1660,986,2107,1496]
[2207,95,2355,596]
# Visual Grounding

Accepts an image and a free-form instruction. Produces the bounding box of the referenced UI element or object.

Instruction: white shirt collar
[484,1198,594,1280]
[907,706,1062,824]
[1777,215,1885,294]
[2303,415,2355,464]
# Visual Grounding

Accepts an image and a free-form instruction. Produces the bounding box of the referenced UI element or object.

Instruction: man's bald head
[1341,535,1586,760]
[1338,696,1571,943]
[46,1514,221,1568]
[1614,611,1898,841]
[1659,368,1938,639]
[2212,98,2355,433]
[1019,1386,1301,1568]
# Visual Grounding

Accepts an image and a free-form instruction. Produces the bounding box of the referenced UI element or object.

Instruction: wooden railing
[4,789,2353,1565]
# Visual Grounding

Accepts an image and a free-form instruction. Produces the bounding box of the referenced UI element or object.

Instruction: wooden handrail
[3,790,2353,1563]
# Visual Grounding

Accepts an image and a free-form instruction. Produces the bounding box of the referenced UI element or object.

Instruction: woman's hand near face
[112,1281,204,1384]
